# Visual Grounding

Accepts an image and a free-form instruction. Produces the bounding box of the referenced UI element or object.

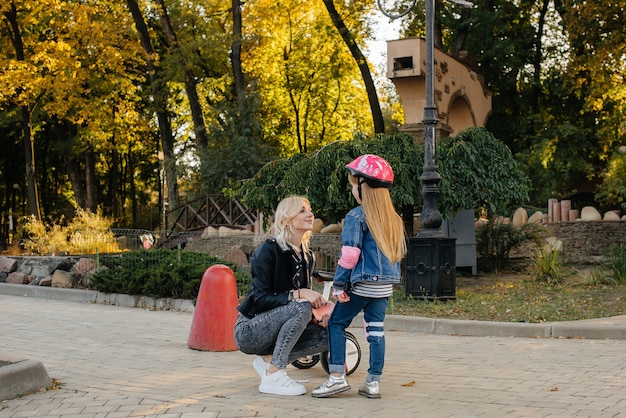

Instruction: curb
[0,283,195,312]
[382,314,626,340]
[2,283,625,340]
[0,357,51,401]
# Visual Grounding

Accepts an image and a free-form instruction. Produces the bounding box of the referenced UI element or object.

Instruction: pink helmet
[345,154,394,188]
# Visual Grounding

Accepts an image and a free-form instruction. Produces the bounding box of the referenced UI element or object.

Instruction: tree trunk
[322,0,385,134]
[530,0,550,114]
[449,4,472,56]
[20,106,41,220]
[126,0,179,213]
[231,0,246,115]
[4,3,41,220]
[109,134,120,219]
[84,151,98,212]
[63,154,87,209]
[155,0,209,149]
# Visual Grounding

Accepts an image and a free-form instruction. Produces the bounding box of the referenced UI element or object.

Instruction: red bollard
[188,264,239,351]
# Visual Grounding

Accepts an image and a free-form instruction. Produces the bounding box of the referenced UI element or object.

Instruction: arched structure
[387,37,492,140]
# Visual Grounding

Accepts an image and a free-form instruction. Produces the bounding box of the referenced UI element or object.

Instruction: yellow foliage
[21,209,120,255]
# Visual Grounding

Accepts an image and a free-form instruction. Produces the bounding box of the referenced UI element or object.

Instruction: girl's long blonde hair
[271,196,312,253]
[349,174,407,263]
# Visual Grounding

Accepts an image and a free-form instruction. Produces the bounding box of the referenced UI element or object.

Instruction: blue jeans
[328,293,388,381]
[234,301,328,369]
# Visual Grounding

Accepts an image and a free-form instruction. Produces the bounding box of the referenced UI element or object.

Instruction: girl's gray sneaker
[311,374,351,398]
[358,381,381,398]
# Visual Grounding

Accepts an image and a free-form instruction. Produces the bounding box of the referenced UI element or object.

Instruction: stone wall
[187,222,626,269]
[510,221,626,263]
[184,233,343,271]
[3,221,621,288]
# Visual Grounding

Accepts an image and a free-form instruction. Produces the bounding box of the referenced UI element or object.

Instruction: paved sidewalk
[1,293,626,417]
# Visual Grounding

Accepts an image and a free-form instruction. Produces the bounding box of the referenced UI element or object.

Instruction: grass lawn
[389,264,626,323]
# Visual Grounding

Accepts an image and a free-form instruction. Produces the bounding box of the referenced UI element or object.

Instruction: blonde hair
[349,174,407,263]
[272,196,312,253]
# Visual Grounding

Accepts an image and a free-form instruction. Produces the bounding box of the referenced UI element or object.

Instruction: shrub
[89,249,251,300]
[605,242,626,284]
[531,239,564,285]
[476,219,544,272]
[21,209,120,255]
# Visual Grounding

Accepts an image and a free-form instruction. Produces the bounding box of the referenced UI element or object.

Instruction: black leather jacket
[237,238,314,318]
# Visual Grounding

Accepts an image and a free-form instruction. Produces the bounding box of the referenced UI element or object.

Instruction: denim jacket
[333,205,402,291]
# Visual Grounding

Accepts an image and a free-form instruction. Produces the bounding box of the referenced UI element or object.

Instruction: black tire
[291,354,321,369]
[320,331,361,376]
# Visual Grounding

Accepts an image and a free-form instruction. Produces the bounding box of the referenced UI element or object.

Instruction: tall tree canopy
[0,0,379,234]
[398,0,625,209]
[0,0,624,241]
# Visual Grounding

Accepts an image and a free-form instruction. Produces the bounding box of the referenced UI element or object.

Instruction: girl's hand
[334,291,350,303]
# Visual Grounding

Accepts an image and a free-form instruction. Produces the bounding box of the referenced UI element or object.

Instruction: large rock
[512,207,528,227]
[73,257,97,277]
[223,246,248,269]
[320,223,342,234]
[527,211,543,224]
[312,218,324,233]
[6,271,29,284]
[580,206,602,221]
[603,211,621,221]
[201,226,219,238]
[0,257,18,273]
[51,270,75,288]
[73,257,98,287]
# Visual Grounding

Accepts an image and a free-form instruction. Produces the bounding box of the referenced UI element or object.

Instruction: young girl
[234,196,329,396]
[311,154,407,399]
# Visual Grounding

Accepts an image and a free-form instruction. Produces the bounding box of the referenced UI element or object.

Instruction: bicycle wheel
[320,331,361,376]
[291,354,320,369]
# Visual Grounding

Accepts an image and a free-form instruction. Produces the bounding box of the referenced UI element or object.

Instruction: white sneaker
[253,356,270,379]
[258,369,306,396]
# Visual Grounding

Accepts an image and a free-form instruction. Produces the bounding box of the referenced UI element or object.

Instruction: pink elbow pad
[338,246,361,269]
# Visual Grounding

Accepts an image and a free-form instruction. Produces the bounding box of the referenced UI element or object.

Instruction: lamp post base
[405,236,456,300]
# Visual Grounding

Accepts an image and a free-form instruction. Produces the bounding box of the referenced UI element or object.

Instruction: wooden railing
[165,194,259,232]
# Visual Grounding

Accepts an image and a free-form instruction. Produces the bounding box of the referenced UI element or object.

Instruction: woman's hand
[297,288,325,308]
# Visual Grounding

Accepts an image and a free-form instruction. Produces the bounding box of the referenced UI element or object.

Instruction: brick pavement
[1,294,626,418]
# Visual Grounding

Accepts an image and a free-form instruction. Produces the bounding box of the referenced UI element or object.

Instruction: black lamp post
[419,0,443,236]
[377,0,473,299]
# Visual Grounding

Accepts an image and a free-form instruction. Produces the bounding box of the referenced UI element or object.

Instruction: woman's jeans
[234,301,328,369]
[328,293,388,381]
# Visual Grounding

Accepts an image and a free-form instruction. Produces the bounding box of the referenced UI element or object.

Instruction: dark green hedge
[89,249,251,300]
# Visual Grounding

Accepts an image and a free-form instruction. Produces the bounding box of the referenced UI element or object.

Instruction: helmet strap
[357,178,365,202]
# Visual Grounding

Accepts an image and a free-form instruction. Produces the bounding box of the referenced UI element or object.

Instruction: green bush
[531,241,564,285]
[605,242,626,284]
[476,219,544,272]
[89,249,251,300]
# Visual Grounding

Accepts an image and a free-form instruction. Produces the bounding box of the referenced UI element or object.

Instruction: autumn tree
[0,0,152,223]
[322,0,385,134]
[242,0,373,155]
